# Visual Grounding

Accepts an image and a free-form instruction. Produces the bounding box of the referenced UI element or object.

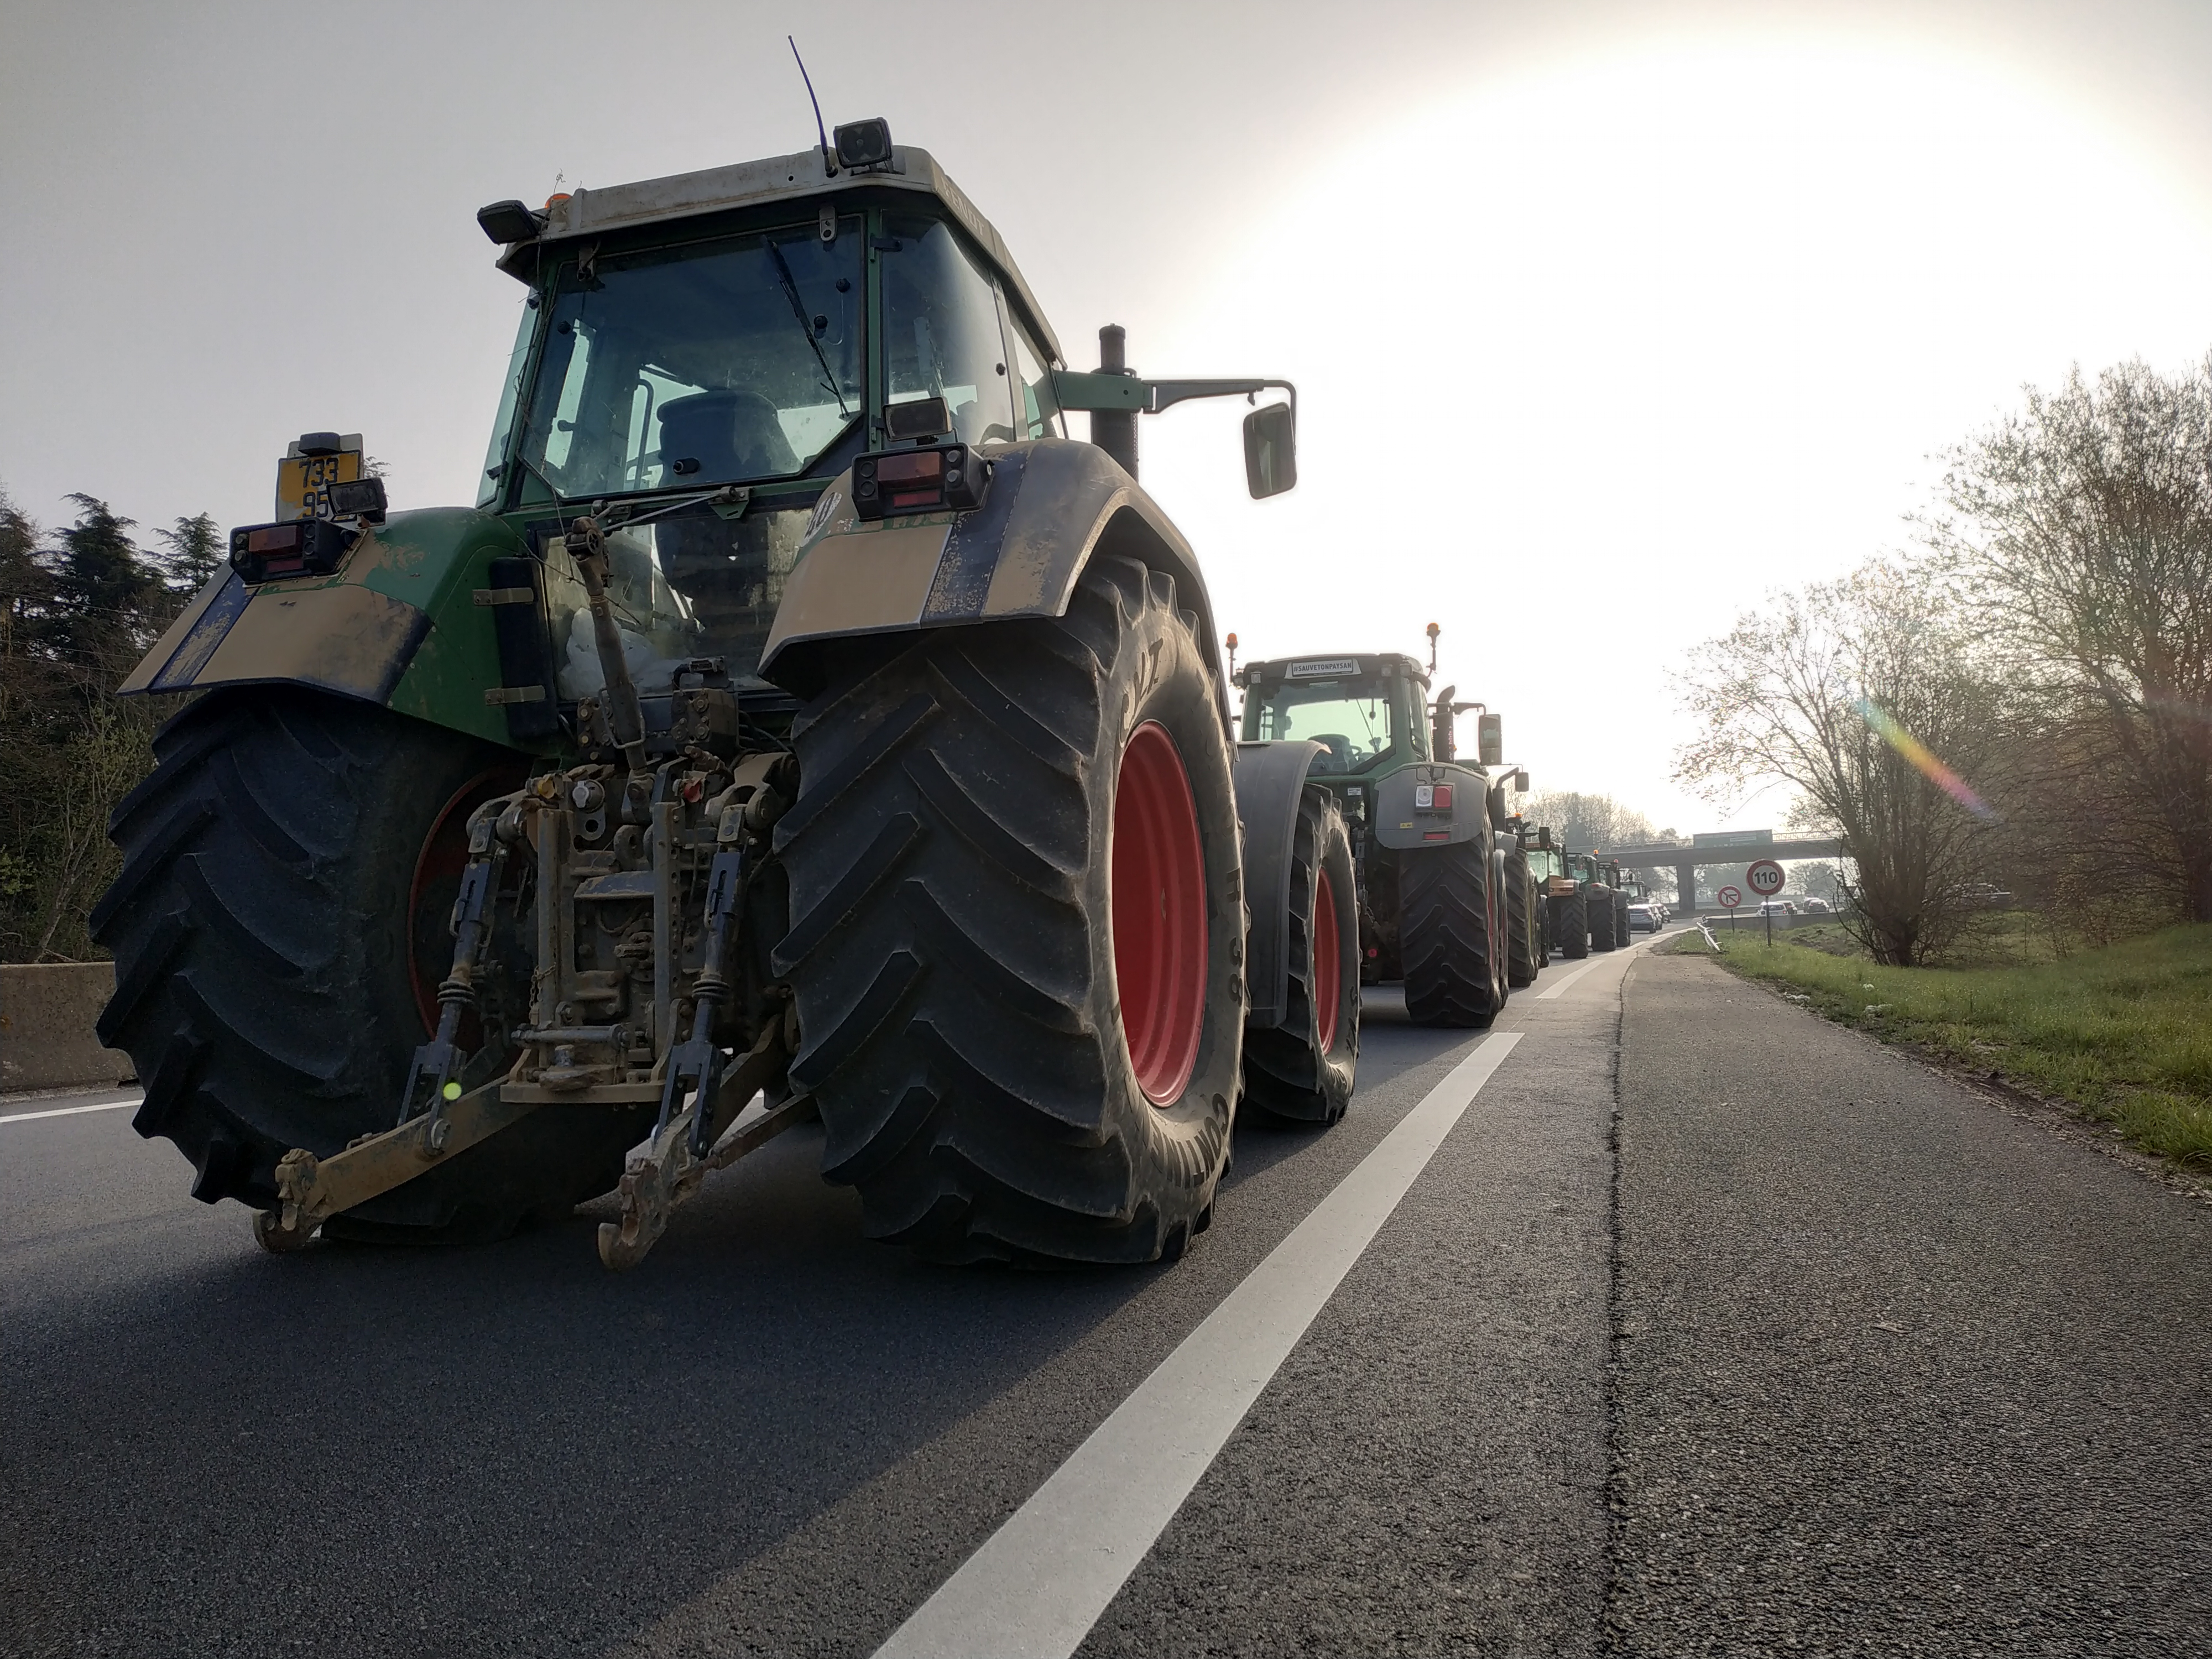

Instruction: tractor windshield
[1248,680,1400,774]
[518,217,865,499]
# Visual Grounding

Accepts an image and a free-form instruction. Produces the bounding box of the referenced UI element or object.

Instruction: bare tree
[1675,562,2002,964]
[1520,790,1658,853]
[1929,356,2212,922]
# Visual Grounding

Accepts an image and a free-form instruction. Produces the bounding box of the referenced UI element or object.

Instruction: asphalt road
[3,926,2205,1658]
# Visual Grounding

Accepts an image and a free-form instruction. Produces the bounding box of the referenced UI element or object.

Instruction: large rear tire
[1399,838,1499,1029]
[1556,889,1590,959]
[90,689,649,1238]
[1503,848,1538,989]
[1242,785,1360,1126]
[1590,890,1620,952]
[772,555,1241,1265]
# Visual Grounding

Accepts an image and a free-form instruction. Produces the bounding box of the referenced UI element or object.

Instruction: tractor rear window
[518,217,864,498]
[1249,682,1399,774]
[881,214,1018,447]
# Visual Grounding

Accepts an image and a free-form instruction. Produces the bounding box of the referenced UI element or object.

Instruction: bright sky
[6,0,2210,834]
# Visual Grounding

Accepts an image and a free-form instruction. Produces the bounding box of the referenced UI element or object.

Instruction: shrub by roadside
[1669,922,2212,1170]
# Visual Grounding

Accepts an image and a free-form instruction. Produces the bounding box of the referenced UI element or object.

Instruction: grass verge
[1669,922,2212,1171]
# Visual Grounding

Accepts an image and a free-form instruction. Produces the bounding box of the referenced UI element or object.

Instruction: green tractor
[1234,648,1533,1030]
[1541,851,1629,958]
[1514,820,1563,968]
[92,118,1358,1268]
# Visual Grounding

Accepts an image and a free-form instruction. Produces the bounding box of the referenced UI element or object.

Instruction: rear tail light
[853,442,990,520]
[1413,782,1454,811]
[228,518,357,583]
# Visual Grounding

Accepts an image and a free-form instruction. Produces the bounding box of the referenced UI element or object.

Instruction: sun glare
[1145,38,2212,826]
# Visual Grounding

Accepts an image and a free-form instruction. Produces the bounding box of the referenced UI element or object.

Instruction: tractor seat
[1314,733,1357,770]
[657,390,799,483]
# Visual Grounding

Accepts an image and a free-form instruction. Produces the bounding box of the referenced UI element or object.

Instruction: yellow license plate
[275,448,362,520]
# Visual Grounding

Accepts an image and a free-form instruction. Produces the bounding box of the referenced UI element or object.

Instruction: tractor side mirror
[1478,712,1503,767]
[1243,401,1297,498]
[1431,684,1457,761]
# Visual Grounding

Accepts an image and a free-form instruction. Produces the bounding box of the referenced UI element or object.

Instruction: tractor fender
[1370,761,1494,851]
[1233,739,1327,1031]
[759,438,1231,727]
[118,507,549,752]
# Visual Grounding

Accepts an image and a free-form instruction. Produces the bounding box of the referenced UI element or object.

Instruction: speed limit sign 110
[1745,859,1786,898]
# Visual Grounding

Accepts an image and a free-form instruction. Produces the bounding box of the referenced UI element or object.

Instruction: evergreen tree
[154,512,223,594]
[0,484,50,670]
[40,494,163,667]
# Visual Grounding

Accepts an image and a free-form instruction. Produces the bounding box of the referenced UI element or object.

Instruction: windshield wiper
[764,237,853,419]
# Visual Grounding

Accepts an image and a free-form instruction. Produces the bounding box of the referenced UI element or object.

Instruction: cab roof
[1242,652,1430,687]
[493,143,1063,367]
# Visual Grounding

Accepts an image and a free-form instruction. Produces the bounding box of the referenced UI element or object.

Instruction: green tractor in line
[91,117,1358,1269]
[1538,851,1630,958]
[1232,643,1537,1036]
[1513,820,1562,968]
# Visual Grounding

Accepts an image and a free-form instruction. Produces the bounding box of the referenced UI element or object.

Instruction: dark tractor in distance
[1541,850,1629,958]
[92,117,1349,1270]
[1601,858,1634,947]
[1515,822,1563,969]
[1236,652,1528,1029]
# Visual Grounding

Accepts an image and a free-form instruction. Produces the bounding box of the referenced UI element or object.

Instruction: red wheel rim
[1111,721,1208,1105]
[1313,865,1342,1054]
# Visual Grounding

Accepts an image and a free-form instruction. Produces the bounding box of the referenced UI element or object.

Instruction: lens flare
[1850,698,1997,820]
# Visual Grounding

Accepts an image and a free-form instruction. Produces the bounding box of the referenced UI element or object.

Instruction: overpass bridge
[1601,838,1846,916]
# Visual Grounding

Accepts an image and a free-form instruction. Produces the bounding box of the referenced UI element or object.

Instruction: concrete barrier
[0,962,133,1094]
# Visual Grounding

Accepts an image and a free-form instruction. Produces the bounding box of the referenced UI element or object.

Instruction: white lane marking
[1531,929,1669,1000]
[873,1030,1526,1659]
[0,1097,138,1125]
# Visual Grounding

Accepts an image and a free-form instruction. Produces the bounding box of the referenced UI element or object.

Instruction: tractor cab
[1564,852,1609,891]
[474,134,1074,691]
[1238,653,1431,784]
[1522,824,1566,888]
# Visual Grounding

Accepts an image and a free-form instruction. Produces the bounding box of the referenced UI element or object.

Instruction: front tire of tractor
[1557,890,1590,960]
[90,688,649,1239]
[773,555,1241,1265]
[1399,838,1499,1029]
[1503,848,1538,989]
[1241,785,1360,1127]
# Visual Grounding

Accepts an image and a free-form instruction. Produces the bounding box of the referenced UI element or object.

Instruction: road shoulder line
[870,1031,1526,1659]
[1533,930,1670,1000]
[0,1098,137,1126]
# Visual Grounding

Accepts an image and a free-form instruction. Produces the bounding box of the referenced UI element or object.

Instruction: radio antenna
[788,36,830,163]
